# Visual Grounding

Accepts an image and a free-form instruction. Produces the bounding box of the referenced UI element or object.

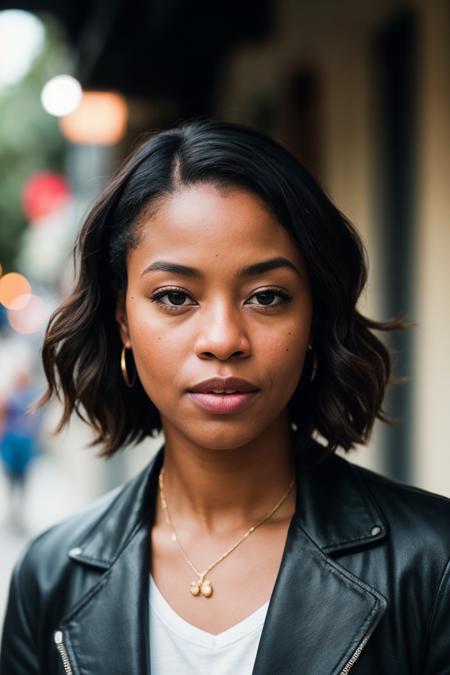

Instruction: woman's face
[116,183,313,450]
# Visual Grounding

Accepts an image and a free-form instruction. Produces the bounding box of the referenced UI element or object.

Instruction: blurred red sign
[22,172,70,221]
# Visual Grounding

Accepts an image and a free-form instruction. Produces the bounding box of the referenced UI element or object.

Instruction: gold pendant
[190,581,200,596]
[201,579,213,597]
[190,579,213,598]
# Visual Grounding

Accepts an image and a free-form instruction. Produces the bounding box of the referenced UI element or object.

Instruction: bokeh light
[59,91,128,144]
[0,10,44,91]
[40,74,82,117]
[22,171,71,221]
[0,272,32,309]
[7,293,47,333]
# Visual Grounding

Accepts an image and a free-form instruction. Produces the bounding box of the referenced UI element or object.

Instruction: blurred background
[0,0,449,627]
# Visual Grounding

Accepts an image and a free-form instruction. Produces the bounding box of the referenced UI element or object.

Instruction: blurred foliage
[0,13,69,274]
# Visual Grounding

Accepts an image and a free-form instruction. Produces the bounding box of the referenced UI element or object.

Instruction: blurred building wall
[217,0,450,494]
[414,0,450,496]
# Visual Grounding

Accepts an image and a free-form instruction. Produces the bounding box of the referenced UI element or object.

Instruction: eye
[246,288,292,308]
[150,288,195,312]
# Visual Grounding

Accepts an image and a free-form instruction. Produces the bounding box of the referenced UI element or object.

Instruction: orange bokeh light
[59,91,128,145]
[7,294,47,334]
[0,272,32,309]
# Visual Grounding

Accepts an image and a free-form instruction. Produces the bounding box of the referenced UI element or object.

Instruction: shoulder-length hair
[36,119,403,459]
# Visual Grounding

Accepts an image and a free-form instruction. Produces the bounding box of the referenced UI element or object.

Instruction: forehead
[129,183,304,273]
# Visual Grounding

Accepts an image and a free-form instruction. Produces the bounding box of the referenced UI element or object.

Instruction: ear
[114,293,131,346]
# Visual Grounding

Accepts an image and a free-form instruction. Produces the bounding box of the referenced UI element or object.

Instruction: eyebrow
[140,256,301,279]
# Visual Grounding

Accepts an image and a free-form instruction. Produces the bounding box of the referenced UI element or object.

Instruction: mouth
[188,376,259,395]
[186,376,260,414]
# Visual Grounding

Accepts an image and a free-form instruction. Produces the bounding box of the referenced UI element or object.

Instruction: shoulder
[1,482,128,650]
[346,457,450,555]
[2,451,161,656]
[350,457,450,518]
[301,446,450,567]
[13,450,157,597]
[14,483,123,590]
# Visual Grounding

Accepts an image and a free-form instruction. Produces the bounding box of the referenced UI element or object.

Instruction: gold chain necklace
[158,466,296,598]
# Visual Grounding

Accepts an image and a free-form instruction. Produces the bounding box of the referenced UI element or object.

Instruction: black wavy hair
[36,119,403,458]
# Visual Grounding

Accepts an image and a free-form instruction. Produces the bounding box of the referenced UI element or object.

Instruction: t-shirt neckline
[149,573,270,649]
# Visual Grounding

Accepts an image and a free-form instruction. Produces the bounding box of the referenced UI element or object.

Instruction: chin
[182,420,265,452]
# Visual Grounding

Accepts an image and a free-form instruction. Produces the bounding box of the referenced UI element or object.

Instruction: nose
[194,300,251,361]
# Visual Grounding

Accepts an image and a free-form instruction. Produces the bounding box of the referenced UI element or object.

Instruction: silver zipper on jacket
[54,630,74,675]
[339,633,370,674]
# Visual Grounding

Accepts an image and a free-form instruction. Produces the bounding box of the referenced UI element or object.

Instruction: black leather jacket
[1,441,449,674]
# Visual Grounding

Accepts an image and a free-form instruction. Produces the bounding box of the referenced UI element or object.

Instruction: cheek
[125,305,174,381]
[133,332,179,380]
[260,324,309,384]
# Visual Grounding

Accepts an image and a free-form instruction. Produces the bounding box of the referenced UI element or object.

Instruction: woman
[1,120,448,674]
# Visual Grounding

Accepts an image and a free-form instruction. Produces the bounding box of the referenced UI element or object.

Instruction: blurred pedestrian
[0,370,41,531]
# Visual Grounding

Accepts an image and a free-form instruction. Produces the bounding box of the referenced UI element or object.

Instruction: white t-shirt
[149,575,269,674]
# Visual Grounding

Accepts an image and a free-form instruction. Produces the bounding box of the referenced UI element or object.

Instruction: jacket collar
[68,448,163,569]
[294,442,387,553]
[70,437,387,567]
[61,438,388,674]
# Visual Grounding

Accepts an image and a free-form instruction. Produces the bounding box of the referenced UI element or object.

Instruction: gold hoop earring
[121,345,136,388]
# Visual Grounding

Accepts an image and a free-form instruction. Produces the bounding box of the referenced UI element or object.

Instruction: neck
[158,417,298,534]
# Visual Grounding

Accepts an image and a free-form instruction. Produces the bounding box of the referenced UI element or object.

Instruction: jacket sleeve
[0,553,39,675]
[422,558,450,674]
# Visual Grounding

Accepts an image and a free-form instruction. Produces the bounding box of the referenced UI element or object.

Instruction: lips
[187,376,260,414]
[188,376,259,394]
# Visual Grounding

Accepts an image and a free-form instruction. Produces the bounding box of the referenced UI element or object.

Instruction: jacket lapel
[56,449,163,675]
[252,446,389,674]
[59,523,152,674]
[252,518,387,674]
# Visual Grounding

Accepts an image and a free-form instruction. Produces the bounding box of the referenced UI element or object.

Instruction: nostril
[199,352,247,361]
